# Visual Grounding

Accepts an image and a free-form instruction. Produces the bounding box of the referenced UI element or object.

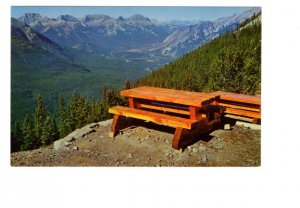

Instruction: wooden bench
[210,91,261,124]
[109,106,198,130]
[109,86,221,150]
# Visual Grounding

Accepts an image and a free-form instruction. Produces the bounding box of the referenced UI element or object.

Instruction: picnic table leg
[172,118,222,150]
[172,127,188,150]
[128,97,135,108]
[109,114,125,138]
[252,118,260,124]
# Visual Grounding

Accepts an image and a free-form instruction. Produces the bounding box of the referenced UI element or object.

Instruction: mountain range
[11,7,261,126]
[137,13,261,95]
[17,7,261,59]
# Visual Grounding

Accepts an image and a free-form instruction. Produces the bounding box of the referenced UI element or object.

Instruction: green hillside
[136,14,261,95]
[11,18,152,125]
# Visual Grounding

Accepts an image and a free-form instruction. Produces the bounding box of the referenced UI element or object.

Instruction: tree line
[11,84,130,153]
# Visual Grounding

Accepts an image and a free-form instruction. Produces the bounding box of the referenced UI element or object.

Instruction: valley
[11,7,260,128]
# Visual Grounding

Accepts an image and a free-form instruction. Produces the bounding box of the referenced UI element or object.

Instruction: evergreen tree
[41,116,58,146]
[11,121,22,152]
[124,80,132,90]
[88,98,97,123]
[58,93,68,137]
[21,114,36,151]
[34,95,48,144]
[66,91,79,132]
[209,48,245,93]
[76,95,89,128]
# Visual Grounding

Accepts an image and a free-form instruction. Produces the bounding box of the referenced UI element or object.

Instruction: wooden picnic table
[109,86,221,149]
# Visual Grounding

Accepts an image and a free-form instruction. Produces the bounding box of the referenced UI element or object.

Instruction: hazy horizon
[11,6,253,22]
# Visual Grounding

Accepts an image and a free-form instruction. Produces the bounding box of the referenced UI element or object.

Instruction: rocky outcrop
[53,119,113,150]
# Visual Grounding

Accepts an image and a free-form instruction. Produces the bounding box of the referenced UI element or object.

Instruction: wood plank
[121,86,216,107]
[225,107,261,119]
[139,86,218,98]
[137,103,190,115]
[109,106,199,129]
[220,103,261,112]
[211,91,261,105]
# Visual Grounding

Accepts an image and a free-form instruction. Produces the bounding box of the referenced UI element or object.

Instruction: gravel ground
[11,120,261,167]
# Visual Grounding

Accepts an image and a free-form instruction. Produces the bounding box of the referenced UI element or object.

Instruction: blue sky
[11,6,251,21]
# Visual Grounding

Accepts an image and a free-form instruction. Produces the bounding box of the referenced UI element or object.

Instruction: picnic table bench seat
[210,91,261,124]
[109,106,200,130]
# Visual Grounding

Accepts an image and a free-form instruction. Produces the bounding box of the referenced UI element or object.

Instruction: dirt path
[11,121,261,167]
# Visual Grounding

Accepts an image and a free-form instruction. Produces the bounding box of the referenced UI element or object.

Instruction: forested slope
[136,14,261,95]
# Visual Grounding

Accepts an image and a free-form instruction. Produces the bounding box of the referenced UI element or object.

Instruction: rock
[100,135,104,138]
[128,153,132,158]
[53,123,99,150]
[198,145,207,152]
[63,141,72,146]
[72,146,79,150]
[89,123,99,128]
[213,142,225,149]
[224,124,231,130]
[84,149,91,153]
[192,147,198,153]
[201,155,208,162]
[187,146,192,153]
[235,121,261,130]
[98,119,113,127]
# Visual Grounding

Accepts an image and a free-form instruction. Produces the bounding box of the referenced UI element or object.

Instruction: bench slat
[211,91,261,105]
[137,103,190,115]
[109,106,199,129]
[225,108,261,119]
[220,103,260,112]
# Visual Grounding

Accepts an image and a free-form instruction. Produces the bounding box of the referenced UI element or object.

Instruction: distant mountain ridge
[11,17,88,72]
[136,13,261,95]
[17,7,261,58]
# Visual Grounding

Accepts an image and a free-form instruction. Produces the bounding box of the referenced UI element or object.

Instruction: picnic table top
[210,91,261,105]
[121,86,218,107]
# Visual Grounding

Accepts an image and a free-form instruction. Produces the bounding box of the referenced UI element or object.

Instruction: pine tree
[58,93,68,137]
[209,48,245,93]
[75,95,89,128]
[66,91,79,132]
[21,114,36,151]
[124,80,132,90]
[41,116,58,146]
[88,98,96,123]
[34,95,48,144]
[11,121,23,152]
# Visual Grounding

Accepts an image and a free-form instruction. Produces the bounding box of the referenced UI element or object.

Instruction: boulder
[53,120,111,150]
